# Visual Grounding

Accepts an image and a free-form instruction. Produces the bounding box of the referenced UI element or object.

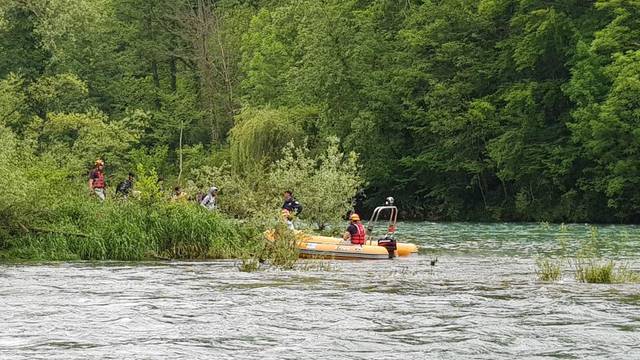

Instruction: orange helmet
[350,213,360,222]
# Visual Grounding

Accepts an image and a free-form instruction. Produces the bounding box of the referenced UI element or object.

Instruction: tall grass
[534,224,640,284]
[536,257,562,282]
[574,259,640,284]
[1,194,265,262]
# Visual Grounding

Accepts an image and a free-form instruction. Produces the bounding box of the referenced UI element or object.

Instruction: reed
[1,195,263,262]
[574,259,640,284]
[535,257,562,282]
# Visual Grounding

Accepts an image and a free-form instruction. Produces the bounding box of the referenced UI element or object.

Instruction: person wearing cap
[200,186,218,211]
[343,213,366,245]
[89,159,106,201]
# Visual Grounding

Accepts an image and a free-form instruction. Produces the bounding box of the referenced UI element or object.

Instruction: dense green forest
[1,0,639,223]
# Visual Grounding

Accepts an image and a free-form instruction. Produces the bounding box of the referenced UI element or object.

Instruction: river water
[1,222,639,359]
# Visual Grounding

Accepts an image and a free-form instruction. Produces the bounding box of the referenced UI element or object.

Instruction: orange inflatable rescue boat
[270,198,419,260]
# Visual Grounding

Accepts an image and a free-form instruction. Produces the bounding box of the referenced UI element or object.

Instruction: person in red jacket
[343,213,366,245]
[89,159,106,201]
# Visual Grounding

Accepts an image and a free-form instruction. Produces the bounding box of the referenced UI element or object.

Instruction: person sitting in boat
[343,213,366,245]
[282,190,302,215]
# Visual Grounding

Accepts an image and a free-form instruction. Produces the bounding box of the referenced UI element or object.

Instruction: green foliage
[40,110,139,174]
[2,0,640,223]
[0,74,27,130]
[189,138,364,229]
[270,138,363,229]
[229,106,316,170]
[1,185,264,262]
[28,73,89,114]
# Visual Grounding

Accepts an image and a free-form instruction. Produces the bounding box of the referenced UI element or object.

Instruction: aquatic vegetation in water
[236,224,299,272]
[570,226,640,284]
[0,194,263,262]
[263,224,299,269]
[574,259,640,284]
[536,257,562,282]
[533,225,640,284]
[238,257,262,272]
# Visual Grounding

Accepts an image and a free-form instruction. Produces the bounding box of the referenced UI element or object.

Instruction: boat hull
[300,234,418,257]
[298,242,390,260]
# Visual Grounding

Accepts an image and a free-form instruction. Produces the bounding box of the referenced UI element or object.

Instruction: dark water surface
[1,222,640,359]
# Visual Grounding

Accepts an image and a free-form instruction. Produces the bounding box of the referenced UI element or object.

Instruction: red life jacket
[92,170,105,188]
[351,222,366,245]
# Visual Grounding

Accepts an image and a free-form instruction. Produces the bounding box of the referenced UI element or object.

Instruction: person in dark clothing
[116,172,135,197]
[281,190,302,215]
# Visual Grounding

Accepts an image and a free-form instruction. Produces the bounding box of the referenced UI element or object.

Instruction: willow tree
[229,106,317,171]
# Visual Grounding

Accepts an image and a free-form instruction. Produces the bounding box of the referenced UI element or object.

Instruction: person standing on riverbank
[200,186,218,211]
[282,191,302,216]
[171,186,188,202]
[88,159,106,201]
[116,172,135,198]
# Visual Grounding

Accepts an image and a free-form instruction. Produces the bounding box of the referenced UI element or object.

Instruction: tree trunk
[177,120,184,183]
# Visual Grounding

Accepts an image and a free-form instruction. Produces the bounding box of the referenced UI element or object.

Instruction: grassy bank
[0,192,292,263]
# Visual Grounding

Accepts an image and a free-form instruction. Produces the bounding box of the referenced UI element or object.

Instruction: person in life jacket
[343,213,366,245]
[89,159,106,201]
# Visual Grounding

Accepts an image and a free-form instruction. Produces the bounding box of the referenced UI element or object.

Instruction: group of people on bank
[88,159,218,210]
[89,159,367,245]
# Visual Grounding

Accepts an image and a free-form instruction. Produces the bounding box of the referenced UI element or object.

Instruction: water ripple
[2,223,640,359]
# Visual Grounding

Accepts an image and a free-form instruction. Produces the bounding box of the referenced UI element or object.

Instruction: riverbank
[0,195,271,262]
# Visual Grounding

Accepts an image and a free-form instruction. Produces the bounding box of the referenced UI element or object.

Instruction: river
[1,222,639,359]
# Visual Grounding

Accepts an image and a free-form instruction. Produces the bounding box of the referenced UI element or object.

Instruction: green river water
[1,222,639,359]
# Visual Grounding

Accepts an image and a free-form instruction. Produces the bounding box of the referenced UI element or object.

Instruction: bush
[1,190,263,262]
[189,138,364,230]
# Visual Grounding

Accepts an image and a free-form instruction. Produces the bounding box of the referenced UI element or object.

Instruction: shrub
[190,138,364,230]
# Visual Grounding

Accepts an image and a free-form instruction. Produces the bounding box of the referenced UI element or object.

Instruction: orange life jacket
[351,222,366,245]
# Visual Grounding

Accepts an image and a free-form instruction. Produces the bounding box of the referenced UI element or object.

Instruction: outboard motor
[377,236,397,259]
